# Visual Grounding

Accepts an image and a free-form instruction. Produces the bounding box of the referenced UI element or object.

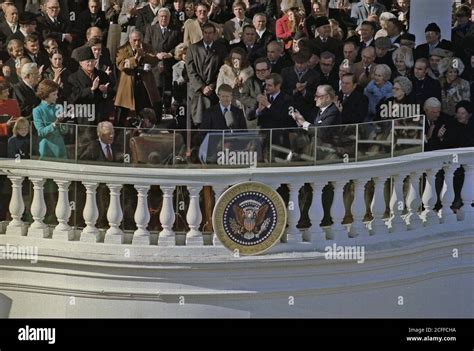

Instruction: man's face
[266,45,281,62]
[314,88,330,108]
[80,59,96,73]
[88,28,102,41]
[425,106,440,121]
[341,76,356,95]
[45,0,60,18]
[456,12,469,26]
[253,15,266,31]
[400,39,415,50]
[195,5,208,23]
[25,41,39,55]
[158,12,170,27]
[255,62,270,81]
[425,31,439,45]
[129,33,142,49]
[317,24,331,38]
[99,126,114,144]
[91,44,102,59]
[295,61,307,72]
[218,90,232,107]
[173,0,183,11]
[46,40,58,53]
[308,54,319,69]
[5,6,18,23]
[88,1,99,13]
[11,43,23,58]
[27,67,40,87]
[397,0,409,11]
[233,5,244,19]
[242,28,256,46]
[359,24,374,41]
[319,58,334,74]
[25,22,37,34]
[202,27,215,43]
[414,62,427,79]
[343,44,357,62]
[265,79,279,95]
[429,55,441,70]
[375,47,389,58]
[185,3,194,18]
[150,0,159,6]
[386,21,398,37]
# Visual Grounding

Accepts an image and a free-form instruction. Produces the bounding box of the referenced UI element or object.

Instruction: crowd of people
[0,0,472,163]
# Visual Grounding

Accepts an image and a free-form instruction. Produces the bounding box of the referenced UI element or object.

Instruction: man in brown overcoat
[115,29,162,126]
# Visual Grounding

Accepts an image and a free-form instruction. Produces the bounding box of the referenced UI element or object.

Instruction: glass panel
[267,127,316,167]
[76,125,126,166]
[393,116,424,157]
[357,119,393,161]
[316,125,357,165]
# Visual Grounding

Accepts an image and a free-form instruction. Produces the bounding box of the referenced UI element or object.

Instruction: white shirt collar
[256,29,266,37]
[23,80,34,91]
[150,3,159,15]
[220,103,231,114]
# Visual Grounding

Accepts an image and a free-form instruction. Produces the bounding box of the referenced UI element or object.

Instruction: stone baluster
[388,175,407,233]
[460,164,474,226]
[330,181,348,242]
[80,182,100,242]
[28,178,49,238]
[370,177,389,235]
[350,178,370,238]
[5,176,27,236]
[307,182,326,243]
[439,165,457,225]
[158,185,176,246]
[132,185,151,245]
[286,182,304,243]
[52,180,74,240]
[421,169,439,226]
[212,184,228,246]
[186,186,203,245]
[104,184,124,244]
[405,172,423,231]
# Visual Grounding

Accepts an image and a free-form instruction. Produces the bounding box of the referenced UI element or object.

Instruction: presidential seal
[213,182,287,255]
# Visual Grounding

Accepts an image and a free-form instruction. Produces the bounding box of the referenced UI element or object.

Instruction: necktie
[343,94,348,102]
[367,5,372,15]
[269,95,274,103]
[223,107,228,115]
[206,45,210,52]
[11,25,16,32]
[162,28,167,35]
[238,20,243,27]
[365,66,370,77]
[106,144,113,161]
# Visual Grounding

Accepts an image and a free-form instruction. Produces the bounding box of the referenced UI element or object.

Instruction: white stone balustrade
[0,148,472,252]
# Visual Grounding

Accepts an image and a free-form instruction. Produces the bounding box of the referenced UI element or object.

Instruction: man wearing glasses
[36,0,74,52]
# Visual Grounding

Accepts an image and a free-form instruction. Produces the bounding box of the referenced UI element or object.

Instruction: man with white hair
[80,121,121,162]
[424,97,448,151]
[11,62,41,117]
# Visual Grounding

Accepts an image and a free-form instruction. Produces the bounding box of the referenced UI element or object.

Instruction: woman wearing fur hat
[439,57,470,116]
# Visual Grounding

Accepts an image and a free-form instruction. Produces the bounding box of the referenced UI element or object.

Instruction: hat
[280,0,299,12]
[425,23,441,33]
[18,12,36,25]
[76,46,95,62]
[429,48,453,58]
[455,100,472,114]
[314,16,330,28]
[375,36,393,50]
[438,56,465,76]
[400,32,415,42]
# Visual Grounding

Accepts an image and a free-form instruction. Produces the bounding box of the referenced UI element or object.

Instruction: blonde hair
[12,117,29,136]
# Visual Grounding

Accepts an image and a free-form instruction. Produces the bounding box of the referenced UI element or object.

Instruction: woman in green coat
[32,80,68,160]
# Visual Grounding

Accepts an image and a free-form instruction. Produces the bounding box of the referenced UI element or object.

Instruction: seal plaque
[213,182,287,255]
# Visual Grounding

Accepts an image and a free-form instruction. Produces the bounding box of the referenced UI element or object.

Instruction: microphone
[224,109,235,129]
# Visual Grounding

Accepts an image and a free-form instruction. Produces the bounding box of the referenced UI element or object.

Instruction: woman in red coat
[0,80,21,137]
[276,7,306,50]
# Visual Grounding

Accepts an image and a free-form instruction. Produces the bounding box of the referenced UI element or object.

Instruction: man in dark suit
[5,11,36,44]
[231,24,265,65]
[423,98,449,152]
[308,16,342,61]
[68,46,113,125]
[185,22,226,126]
[144,7,181,100]
[414,23,452,60]
[253,13,274,49]
[35,0,74,51]
[75,0,108,45]
[315,51,339,92]
[24,34,50,68]
[292,84,342,130]
[135,0,161,35]
[411,58,442,108]
[248,72,296,148]
[266,40,292,74]
[337,73,368,125]
[281,50,321,116]
[12,62,41,118]
[71,27,112,71]
[350,0,386,26]
[201,84,247,130]
[0,3,18,45]
[79,121,122,162]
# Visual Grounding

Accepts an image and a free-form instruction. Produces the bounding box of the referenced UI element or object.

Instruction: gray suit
[350,1,386,26]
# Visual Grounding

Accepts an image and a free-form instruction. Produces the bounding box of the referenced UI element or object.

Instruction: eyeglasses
[47,6,60,10]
